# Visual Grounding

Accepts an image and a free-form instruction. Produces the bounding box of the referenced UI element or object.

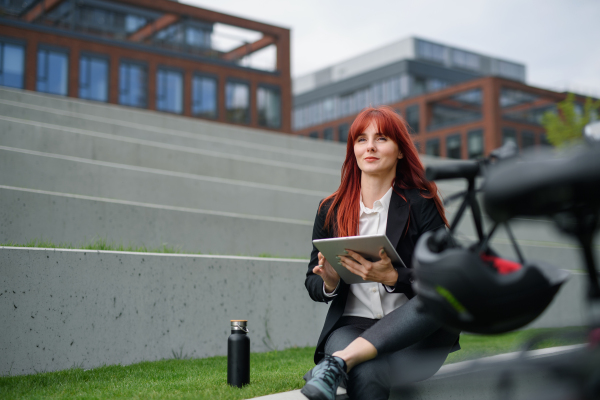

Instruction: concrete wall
[0,247,588,377]
[0,247,328,376]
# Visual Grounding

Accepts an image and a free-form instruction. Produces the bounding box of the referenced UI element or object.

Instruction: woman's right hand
[313,252,340,293]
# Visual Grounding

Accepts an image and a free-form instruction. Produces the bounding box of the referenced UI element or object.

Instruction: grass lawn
[0,327,585,400]
[0,239,292,259]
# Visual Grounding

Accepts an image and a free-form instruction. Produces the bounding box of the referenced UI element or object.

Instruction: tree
[541,93,600,147]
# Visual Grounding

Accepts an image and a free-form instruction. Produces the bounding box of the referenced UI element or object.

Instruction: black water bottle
[227,320,250,387]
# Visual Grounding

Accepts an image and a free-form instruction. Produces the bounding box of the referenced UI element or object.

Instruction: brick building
[0,0,291,132]
[293,37,582,159]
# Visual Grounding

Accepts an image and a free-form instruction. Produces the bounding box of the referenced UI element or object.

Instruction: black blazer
[305,187,454,363]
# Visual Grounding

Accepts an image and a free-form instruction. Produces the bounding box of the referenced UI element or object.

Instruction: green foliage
[0,328,585,399]
[541,93,600,147]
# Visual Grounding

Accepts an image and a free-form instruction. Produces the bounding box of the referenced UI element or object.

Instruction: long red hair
[320,106,448,237]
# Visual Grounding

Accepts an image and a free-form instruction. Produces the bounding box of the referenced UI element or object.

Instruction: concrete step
[0,186,313,257]
[0,146,325,221]
[0,100,343,170]
[0,87,347,156]
[0,119,341,193]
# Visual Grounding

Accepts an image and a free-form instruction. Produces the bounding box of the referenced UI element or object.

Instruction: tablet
[313,234,406,284]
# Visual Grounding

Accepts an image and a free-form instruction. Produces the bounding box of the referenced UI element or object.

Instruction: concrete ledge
[0,146,325,221]
[251,345,586,399]
[0,101,342,170]
[0,118,341,192]
[0,186,313,257]
[0,87,347,156]
[0,247,326,376]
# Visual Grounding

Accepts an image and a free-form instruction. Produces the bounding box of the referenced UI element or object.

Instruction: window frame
[156,65,184,114]
[79,51,110,102]
[0,36,26,89]
[257,83,282,129]
[225,78,251,124]
[467,129,484,160]
[425,138,441,157]
[37,43,70,96]
[192,72,219,120]
[445,133,462,160]
[118,58,148,108]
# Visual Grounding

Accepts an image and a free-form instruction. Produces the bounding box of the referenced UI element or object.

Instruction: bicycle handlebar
[484,147,600,223]
[425,160,480,181]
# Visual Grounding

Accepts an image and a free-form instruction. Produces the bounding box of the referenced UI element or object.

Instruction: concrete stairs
[0,86,597,263]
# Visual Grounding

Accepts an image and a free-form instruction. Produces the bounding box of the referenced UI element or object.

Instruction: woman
[302,106,460,400]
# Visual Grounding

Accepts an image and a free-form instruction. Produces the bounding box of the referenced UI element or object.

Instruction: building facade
[0,0,291,132]
[292,37,574,158]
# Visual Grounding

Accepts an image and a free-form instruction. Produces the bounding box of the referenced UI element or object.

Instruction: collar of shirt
[360,186,394,216]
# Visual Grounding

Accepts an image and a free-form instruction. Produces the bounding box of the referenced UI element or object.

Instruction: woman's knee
[324,325,363,355]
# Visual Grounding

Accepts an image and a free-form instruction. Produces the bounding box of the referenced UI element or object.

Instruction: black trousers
[324,297,459,400]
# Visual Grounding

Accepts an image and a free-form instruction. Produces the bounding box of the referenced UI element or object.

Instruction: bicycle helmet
[412,229,570,334]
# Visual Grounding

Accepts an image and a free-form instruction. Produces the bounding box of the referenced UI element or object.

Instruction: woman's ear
[398,152,404,159]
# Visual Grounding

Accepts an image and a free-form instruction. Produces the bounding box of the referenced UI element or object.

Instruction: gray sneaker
[301,354,347,400]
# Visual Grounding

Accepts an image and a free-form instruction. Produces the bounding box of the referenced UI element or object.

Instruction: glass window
[426,138,440,157]
[0,41,25,89]
[426,78,448,93]
[37,47,68,95]
[502,127,518,147]
[497,61,524,80]
[417,40,445,63]
[119,61,147,108]
[522,131,535,149]
[467,129,484,159]
[125,14,147,33]
[79,55,108,102]
[156,68,183,114]
[192,75,217,119]
[499,87,555,126]
[405,105,420,134]
[257,85,281,128]
[429,88,482,131]
[412,76,426,96]
[413,141,421,152]
[323,127,334,141]
[446,134,462,159]
[308,131,319,139]
[225,80,250,123]
[452,50,480,71]
[338,123,350,143]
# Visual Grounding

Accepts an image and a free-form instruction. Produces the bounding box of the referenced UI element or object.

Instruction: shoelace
[313,354,348,387]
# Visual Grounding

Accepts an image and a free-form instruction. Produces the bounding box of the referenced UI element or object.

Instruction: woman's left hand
[338,248,398,286]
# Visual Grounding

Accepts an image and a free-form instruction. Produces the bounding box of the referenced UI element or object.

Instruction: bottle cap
[230,320,249,332]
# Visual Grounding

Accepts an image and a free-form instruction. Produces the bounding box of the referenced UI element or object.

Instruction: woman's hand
[339,248,398,286]
[313,252,340,293]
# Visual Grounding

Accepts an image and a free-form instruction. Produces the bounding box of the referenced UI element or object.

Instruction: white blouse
[323,187,408,319]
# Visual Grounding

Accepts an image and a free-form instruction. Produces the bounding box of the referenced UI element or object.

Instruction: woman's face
[354,121,403,176]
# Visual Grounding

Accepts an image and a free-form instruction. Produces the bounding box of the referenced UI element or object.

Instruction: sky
[182,0,600,97]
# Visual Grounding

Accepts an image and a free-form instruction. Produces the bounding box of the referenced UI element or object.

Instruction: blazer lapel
[386,189,409,249]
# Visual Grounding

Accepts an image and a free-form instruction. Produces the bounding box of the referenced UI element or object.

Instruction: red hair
[320,106,448,237]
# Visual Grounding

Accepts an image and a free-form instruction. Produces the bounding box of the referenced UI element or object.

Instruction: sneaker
[301,354,348,400]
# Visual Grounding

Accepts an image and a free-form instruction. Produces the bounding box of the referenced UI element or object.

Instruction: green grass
[1,238,186,255]
[0,239,307,259]
[0,327,585,400]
